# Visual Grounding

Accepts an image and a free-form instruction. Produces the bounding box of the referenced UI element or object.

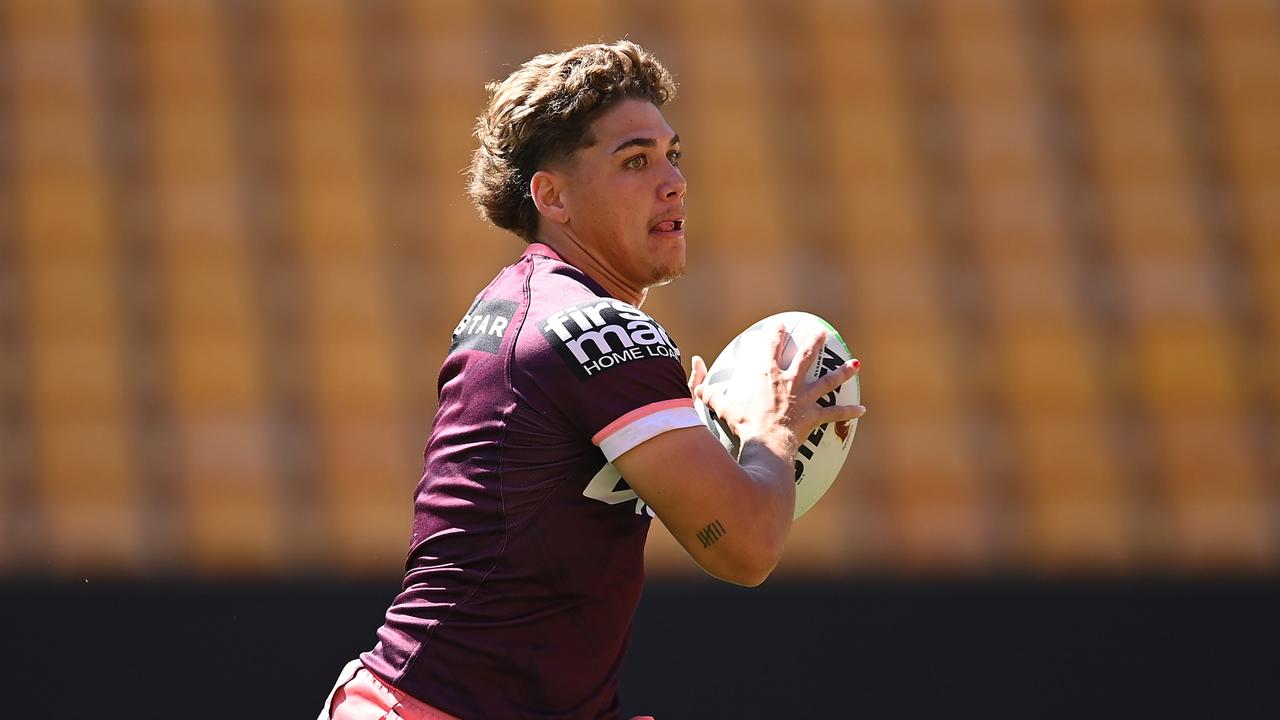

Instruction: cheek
[571,175,649,241]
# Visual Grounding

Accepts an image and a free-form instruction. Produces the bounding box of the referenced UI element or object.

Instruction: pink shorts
[319,660,459,720]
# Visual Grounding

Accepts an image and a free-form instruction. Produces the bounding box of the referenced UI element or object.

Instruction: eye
[625,154,647,170]
[668,149,682,166]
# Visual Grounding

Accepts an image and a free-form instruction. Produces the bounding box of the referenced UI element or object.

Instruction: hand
[690,322,865,458]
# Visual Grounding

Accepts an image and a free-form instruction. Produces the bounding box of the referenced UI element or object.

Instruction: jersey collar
[522,242,617,301]
[523,242,563,262]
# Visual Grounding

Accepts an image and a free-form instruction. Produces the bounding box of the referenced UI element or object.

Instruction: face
[552,98,688,292]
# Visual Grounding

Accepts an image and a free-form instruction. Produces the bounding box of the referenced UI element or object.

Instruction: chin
[639,238,686,288]
[647,261,686,288]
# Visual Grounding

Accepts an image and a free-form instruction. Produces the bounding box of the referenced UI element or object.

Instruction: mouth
[650,218,686,236]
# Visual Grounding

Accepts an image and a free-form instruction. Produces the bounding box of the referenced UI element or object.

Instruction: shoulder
[514,293,694,445]
[446,256,532,356]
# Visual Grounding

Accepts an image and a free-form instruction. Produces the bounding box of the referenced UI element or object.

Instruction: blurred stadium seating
[1,0,1277,579]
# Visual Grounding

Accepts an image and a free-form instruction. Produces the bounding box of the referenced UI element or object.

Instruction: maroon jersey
[361,243,701,719]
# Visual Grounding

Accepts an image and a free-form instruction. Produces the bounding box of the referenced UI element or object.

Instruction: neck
[536,228,647,307]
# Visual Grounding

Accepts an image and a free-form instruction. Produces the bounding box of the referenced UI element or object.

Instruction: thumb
[688,354,708,390]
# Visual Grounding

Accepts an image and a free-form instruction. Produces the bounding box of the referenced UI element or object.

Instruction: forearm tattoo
[695,519,727,549]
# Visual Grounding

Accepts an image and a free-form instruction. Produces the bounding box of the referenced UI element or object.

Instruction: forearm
[731,435,800,569]
[618,427,805,587]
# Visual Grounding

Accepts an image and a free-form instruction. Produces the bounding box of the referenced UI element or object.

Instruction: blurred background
[1,0,1277,716]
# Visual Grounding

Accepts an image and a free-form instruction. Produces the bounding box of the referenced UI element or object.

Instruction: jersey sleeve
[531,297,703,462]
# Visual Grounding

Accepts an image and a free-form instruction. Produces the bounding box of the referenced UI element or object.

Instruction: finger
[807,358,860,397]
[815,402,867,425]
[788,327,828,378]
[687,354,708,390]
[768,321,789,367]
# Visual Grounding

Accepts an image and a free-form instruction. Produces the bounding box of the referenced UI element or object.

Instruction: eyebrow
[612,133,680,155]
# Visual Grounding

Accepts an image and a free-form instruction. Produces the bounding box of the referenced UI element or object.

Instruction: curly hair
[467,40,678,242]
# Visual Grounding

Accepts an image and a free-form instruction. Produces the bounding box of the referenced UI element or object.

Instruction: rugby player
[319,40,865,719]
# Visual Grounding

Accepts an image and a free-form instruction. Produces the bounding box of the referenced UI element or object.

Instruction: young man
[320,41,864,719]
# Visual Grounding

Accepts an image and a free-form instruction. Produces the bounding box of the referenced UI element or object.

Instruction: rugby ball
[694,312,860,519]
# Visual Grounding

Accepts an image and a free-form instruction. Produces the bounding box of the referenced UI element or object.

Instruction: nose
[661,162,687,201]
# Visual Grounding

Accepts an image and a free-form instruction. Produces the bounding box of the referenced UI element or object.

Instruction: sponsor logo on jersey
[450,298,517,355]
[583,462,657,517]
[541,299,681,379]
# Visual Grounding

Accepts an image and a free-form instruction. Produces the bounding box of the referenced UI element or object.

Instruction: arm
[613,323,864,586]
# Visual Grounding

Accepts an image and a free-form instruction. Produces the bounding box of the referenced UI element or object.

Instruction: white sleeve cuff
[592,398,703,462]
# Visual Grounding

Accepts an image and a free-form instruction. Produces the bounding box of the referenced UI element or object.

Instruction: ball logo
[542,299,681,379]
[834,420,852,442]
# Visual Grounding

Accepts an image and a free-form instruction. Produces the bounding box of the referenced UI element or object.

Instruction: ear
[530,170,570,225]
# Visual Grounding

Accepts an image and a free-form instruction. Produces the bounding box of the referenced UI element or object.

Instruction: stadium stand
[0,0,1276,577]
